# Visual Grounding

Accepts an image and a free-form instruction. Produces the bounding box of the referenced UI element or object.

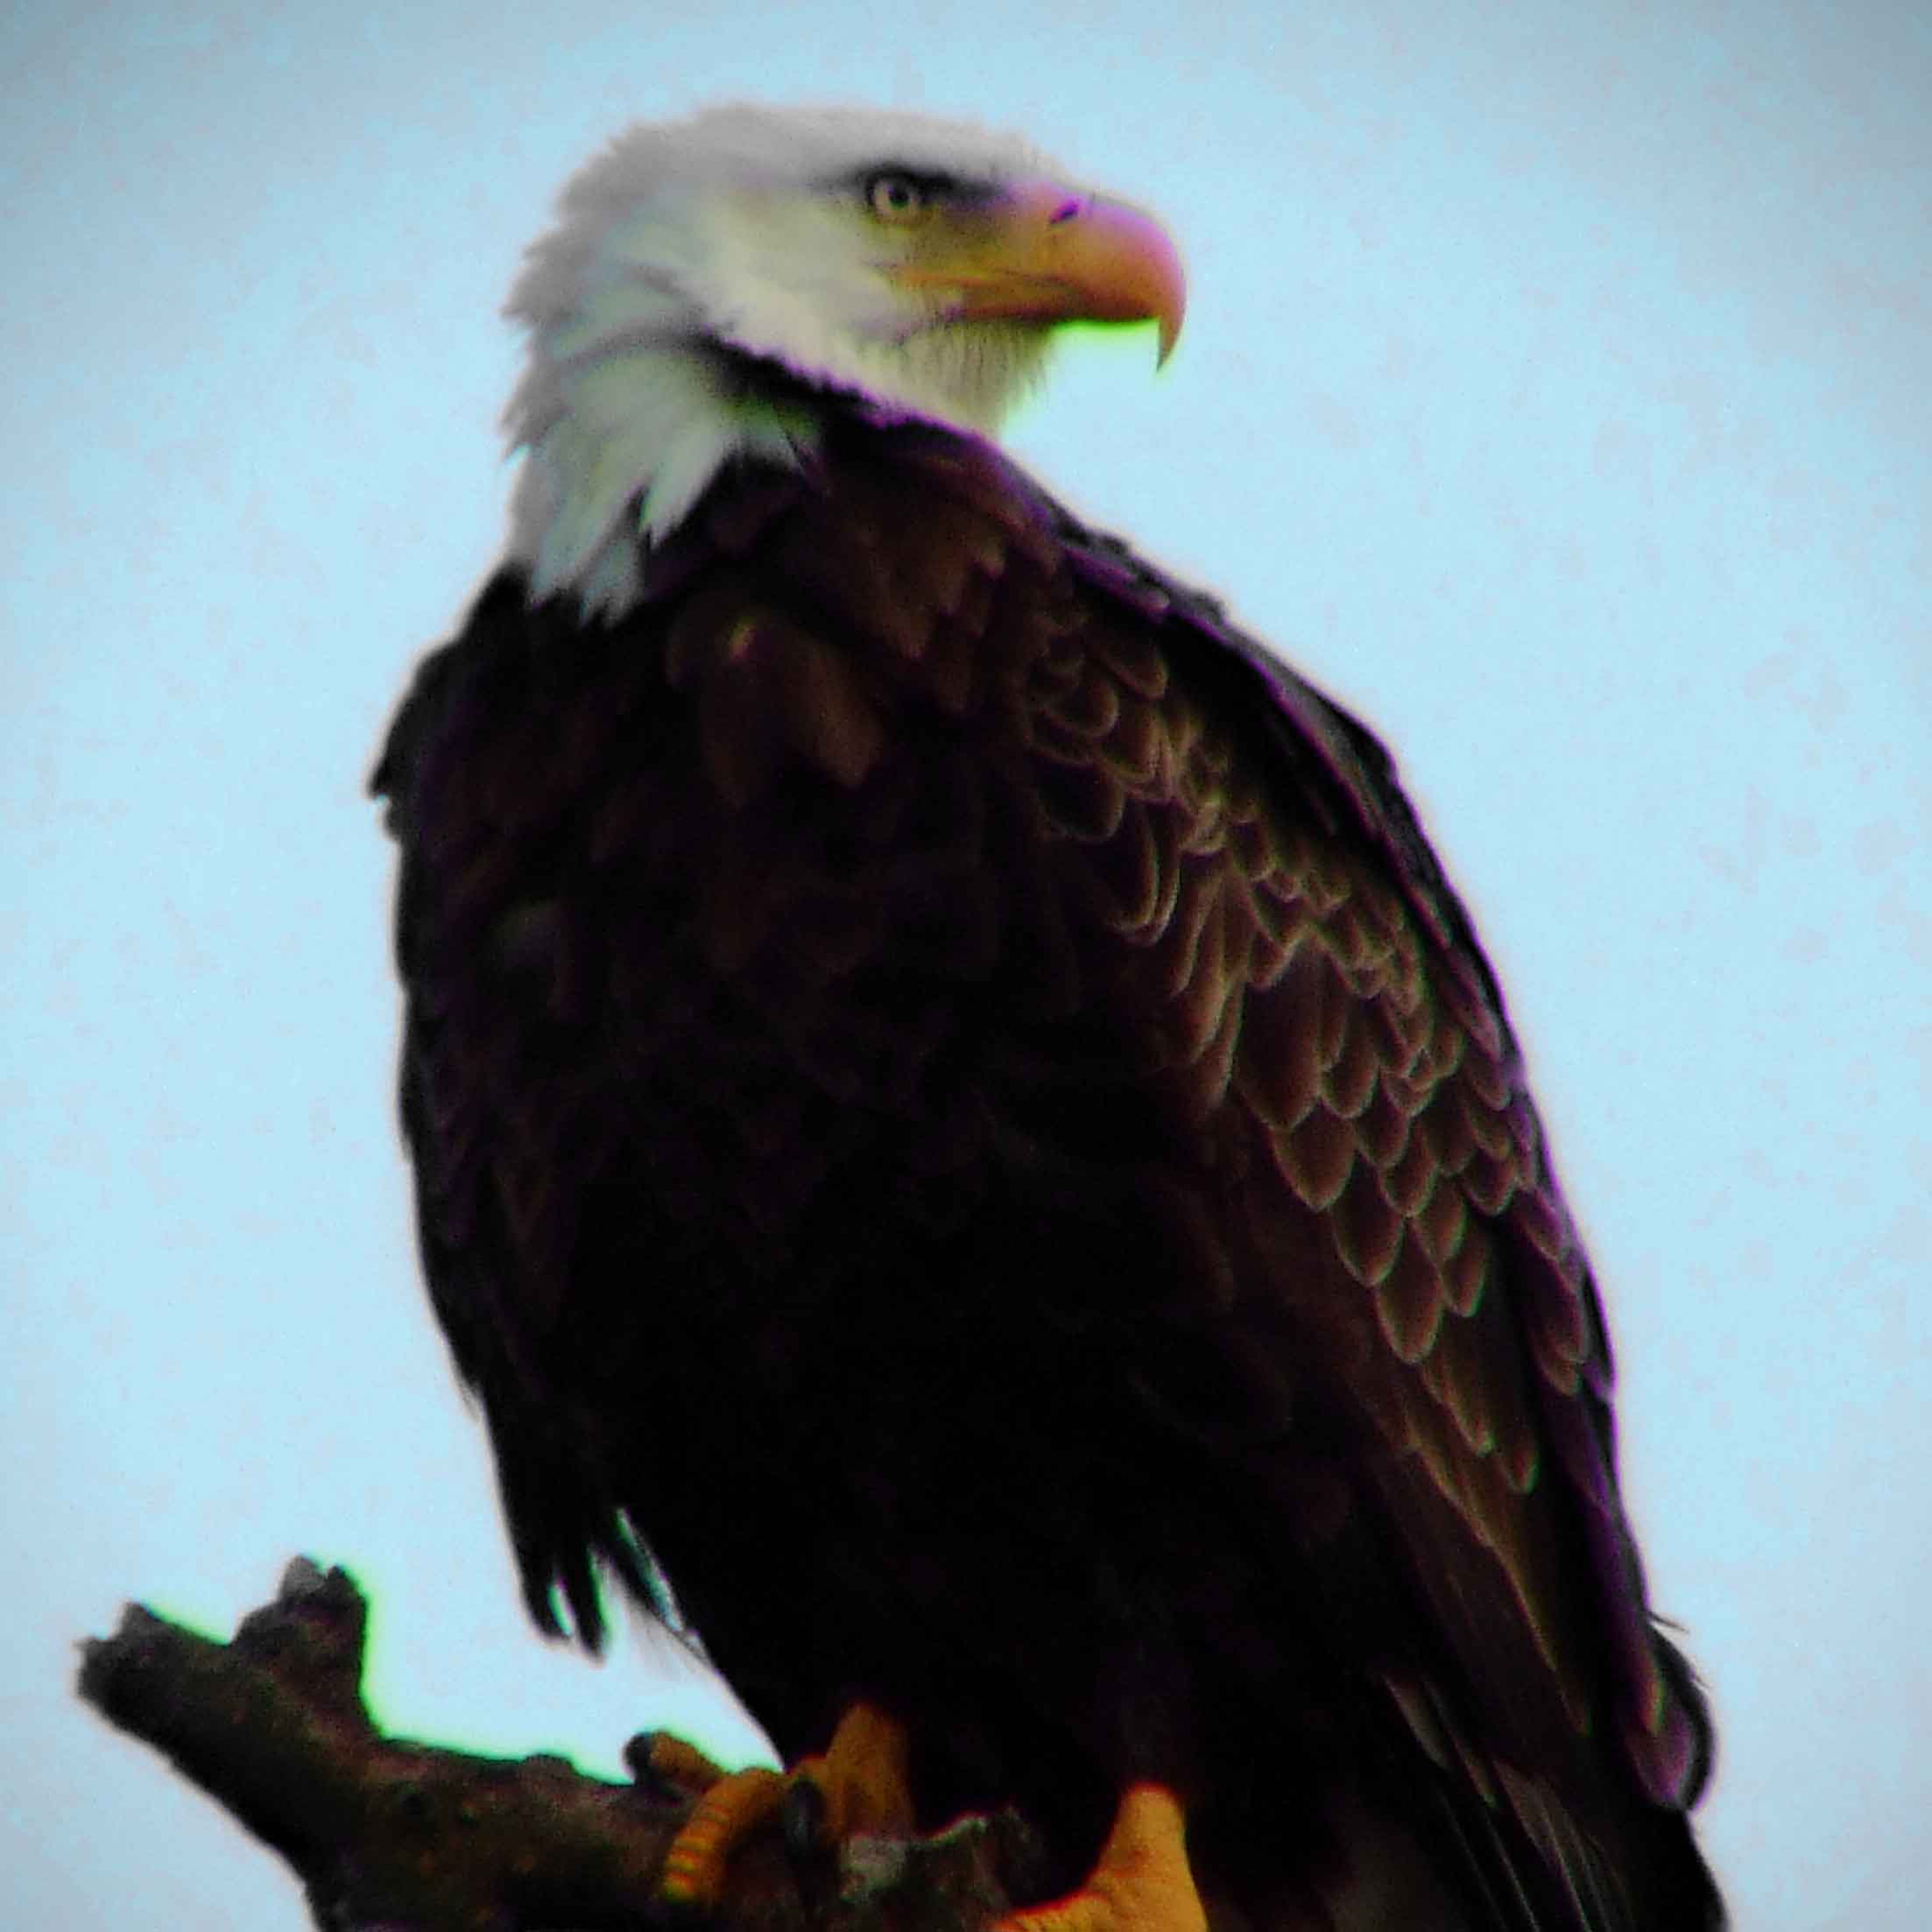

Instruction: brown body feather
[376,413,1719,1930]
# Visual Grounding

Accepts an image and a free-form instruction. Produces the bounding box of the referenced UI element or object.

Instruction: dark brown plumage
[376,406,1720,1930]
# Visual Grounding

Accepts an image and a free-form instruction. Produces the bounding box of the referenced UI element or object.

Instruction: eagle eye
[865,172,932,224]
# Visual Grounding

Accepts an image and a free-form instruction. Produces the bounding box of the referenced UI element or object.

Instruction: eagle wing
[1030,483,1716,1921]
[1055,506,1709,1781]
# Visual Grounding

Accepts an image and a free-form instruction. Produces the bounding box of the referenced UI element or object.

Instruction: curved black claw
[782,1773,829,1858]
[626,1729,726,1803]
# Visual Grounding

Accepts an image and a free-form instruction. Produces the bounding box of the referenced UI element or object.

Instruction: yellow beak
[886,180,1186,364]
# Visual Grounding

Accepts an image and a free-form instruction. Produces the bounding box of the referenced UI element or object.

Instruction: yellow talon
[659,1762,787,1908]
[643,1731,734,1800]
[654,1703,914,1910]
[1000,1786,1208,1932]
[796,1701,916,1841]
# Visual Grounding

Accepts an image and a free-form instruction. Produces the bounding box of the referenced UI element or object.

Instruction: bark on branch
[78,1558,1043,1932]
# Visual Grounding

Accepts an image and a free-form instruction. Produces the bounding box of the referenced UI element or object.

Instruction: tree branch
[79,1559,1041,1932]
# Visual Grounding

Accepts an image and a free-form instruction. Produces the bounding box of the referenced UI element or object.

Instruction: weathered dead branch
[79,1559,1042,1932]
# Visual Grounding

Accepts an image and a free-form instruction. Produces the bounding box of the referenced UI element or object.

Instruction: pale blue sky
[6,3,1928,1927]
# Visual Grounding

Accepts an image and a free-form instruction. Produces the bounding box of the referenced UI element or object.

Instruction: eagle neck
[504,329,832,622]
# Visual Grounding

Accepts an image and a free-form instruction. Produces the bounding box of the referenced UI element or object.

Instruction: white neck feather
[504,316,829,619]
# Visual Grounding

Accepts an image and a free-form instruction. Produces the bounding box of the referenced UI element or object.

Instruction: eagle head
[501,104,1184,615]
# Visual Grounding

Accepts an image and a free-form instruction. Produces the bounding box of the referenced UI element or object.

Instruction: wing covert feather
[1030,484,1712,1844]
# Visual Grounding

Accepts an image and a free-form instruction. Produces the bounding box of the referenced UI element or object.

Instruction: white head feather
[502,106,1068,617]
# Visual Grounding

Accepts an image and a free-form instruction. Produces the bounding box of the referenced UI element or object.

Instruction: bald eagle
[374,106,1722,1932]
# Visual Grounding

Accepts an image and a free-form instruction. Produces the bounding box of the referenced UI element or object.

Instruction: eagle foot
[634,1730,739,1802]
[653,1702,913,1912]
[999,1785,1207,1932]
